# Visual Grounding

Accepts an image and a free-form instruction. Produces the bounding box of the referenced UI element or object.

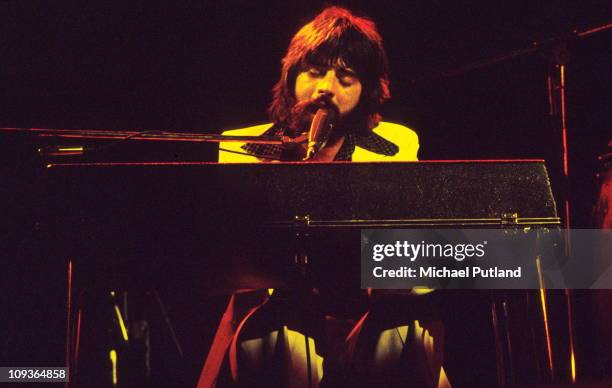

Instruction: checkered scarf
[242,125,398,161]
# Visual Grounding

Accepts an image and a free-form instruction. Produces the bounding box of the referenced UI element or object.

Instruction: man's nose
[315,70,338,97]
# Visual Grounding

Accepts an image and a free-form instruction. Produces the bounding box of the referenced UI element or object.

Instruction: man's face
[294,62,362,117]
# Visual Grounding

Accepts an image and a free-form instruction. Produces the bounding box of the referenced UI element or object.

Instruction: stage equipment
[37,159,583,386]
[410,22,611,234]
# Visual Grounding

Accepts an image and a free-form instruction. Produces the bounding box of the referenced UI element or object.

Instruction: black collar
[242,125,398,161]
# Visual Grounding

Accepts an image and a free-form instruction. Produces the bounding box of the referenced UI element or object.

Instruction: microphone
[304,107,335,160]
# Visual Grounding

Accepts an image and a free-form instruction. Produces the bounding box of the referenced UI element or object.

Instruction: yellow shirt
[218,121,419,162]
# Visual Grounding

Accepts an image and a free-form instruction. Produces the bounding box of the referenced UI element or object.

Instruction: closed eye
[307,67,325,77]
[339,74,358,86]
[336,68,359,86]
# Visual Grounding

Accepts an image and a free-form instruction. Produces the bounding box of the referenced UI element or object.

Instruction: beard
[285,97,370,140]
[285,96,349,139]
[279,96,369,160]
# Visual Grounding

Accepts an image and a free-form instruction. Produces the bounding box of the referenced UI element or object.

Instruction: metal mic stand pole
[411,22,611,252]
[411,22,610,385]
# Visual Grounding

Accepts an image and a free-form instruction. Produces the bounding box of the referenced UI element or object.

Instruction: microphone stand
[411,22,611,240]
[411,22,610,385]
[0,126,296,144]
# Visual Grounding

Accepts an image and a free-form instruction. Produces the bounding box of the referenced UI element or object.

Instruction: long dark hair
[268,7,390,130]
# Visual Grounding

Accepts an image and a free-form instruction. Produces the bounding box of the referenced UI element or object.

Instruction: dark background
[2,0,609,221]
[1,0,610,386]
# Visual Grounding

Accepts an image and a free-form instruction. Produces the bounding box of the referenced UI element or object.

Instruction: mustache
[288,96,339,130]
